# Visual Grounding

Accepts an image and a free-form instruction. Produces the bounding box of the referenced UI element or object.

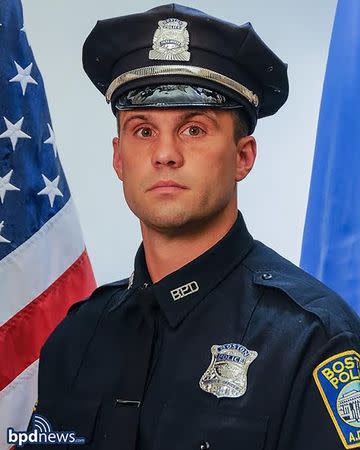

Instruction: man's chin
[144,213,191,232]
[139,207,204,235]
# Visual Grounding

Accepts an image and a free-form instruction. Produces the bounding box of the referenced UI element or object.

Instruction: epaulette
[67,277,129,316]
[245,240,336,306]
[244,241,360,337]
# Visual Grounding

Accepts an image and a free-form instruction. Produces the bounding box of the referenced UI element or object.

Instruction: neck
[141,206,238,283]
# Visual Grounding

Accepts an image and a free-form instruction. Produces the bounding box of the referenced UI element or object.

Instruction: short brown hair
[232,110,249,142]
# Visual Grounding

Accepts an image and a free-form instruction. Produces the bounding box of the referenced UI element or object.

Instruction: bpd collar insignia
[149,18,191,61]
[313,350,360,449]
[170,281,199,301]
[200,343,257,398]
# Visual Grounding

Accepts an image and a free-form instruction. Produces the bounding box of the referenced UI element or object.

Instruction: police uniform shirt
[31,211,360,450]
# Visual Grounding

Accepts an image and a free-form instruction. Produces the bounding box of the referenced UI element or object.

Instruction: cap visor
[114,84,241,110]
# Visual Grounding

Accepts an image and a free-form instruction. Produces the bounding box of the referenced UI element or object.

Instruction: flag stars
[9,61,38,95]
[0,221,10,244]
[0,170,20,203]
[44,124,58,157]
[37,174,63,207]
[0,117,31,150]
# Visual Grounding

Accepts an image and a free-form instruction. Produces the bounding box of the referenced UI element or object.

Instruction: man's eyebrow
[181,109,219,127]
[180,110,219,123]
[121,114,148,129]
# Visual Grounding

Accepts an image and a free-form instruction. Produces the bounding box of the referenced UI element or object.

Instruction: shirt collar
[131,211,254,328]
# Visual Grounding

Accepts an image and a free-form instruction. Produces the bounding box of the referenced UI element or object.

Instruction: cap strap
[105,65,259,107]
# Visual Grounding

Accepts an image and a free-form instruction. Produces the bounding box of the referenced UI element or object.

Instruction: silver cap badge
[149,18,191,61]
[199,343,258,398]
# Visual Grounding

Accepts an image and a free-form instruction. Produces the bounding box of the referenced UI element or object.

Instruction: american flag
[0,0,97,446]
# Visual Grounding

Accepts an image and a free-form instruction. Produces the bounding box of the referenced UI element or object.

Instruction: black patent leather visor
[114,84,241,110]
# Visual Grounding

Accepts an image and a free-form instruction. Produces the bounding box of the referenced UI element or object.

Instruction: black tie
[101,284,159,450]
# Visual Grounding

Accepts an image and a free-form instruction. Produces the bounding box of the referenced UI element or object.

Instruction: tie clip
[115,399,141,408]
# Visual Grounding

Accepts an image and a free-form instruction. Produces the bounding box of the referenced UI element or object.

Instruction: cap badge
[199,343,258,398]
[149,18,191,61]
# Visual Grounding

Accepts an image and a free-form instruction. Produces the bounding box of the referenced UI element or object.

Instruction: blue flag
[300,0,360,312]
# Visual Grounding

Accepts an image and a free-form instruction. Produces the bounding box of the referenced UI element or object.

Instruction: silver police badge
[149,18,191,61]
[199,343,258,398]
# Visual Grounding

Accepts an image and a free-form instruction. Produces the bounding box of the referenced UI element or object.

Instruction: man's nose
[151,133,184,168]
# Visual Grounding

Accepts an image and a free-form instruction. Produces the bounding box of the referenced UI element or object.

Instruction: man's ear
[235,135,257,182]
[112,136,123,181]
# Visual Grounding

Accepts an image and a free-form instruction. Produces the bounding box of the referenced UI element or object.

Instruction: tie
[100,284,159,450]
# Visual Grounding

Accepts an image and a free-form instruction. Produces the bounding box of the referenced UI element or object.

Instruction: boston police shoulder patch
[313,350,360,449]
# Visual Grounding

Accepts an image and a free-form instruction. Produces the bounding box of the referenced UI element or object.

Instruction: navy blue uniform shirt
[30,213,360,449]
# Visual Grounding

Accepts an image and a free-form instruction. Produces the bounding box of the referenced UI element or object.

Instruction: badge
[199,343,258,398]
[149,18,191,61]
[313,350,360,448]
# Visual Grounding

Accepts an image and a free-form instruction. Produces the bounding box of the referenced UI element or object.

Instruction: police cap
[83,3,289,133]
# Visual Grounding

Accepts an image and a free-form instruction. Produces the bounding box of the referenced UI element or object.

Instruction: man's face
[113,108,256,233]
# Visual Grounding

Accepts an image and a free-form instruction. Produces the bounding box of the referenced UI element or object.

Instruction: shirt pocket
[153,398,268,450]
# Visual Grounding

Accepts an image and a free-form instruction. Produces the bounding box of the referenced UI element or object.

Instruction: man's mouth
[147,180,188,192]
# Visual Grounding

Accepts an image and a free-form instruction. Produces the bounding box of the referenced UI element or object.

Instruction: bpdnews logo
[7,414,85,446]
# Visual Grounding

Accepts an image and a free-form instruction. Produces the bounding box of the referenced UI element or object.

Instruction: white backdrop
[22,0,337,285]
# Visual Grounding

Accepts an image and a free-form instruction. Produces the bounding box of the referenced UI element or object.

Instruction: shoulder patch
[313,350,360,448]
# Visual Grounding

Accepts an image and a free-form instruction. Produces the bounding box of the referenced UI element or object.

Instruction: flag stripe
[0,249,94,390]
[0,360,38,448]
[0,0,97,437]
[0,198,85,326]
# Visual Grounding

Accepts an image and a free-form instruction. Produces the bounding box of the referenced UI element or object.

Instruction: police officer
[29,4,360,450]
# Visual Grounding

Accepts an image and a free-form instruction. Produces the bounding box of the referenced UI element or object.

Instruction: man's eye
[183,126,205,137]
[136,127,153,137]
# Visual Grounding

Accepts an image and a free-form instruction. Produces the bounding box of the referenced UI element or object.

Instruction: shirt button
[261,273,272,280]
[200,442,210,450]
